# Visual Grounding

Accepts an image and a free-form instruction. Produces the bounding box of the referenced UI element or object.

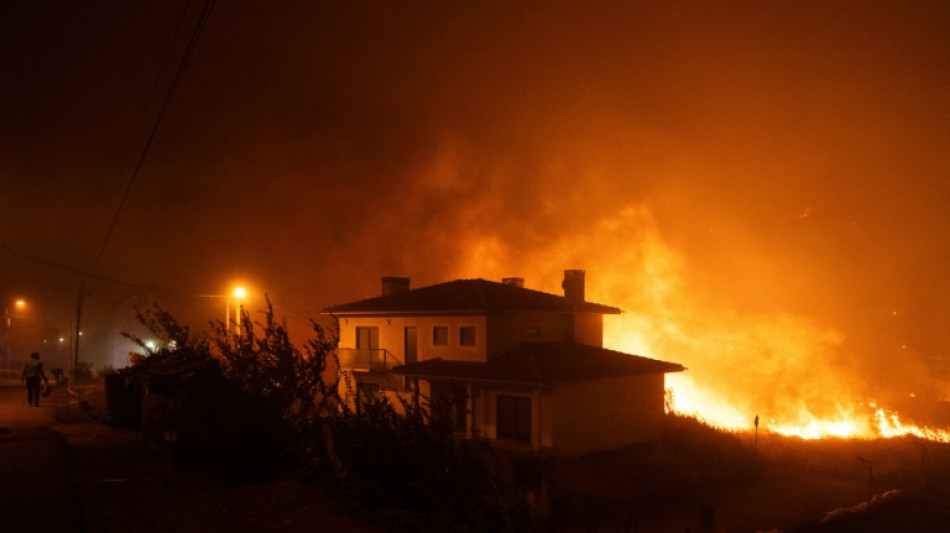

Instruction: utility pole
[754,414,759,454]
[72,281,86,386]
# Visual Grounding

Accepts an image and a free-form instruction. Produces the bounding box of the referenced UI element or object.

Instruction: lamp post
[2,299,26,379]
[228,286,247,334]
[196,286,250,335]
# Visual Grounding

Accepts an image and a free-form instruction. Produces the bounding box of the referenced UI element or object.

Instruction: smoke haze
[1,1,947,422]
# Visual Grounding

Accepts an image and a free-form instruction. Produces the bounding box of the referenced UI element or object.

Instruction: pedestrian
[21,352,49,407]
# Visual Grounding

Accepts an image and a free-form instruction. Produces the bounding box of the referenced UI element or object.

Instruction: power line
[0,243,168,293]
[96,0,218,264]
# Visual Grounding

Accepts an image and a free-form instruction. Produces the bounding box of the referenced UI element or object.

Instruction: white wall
[338,315,487,364]
[551,374,666,456]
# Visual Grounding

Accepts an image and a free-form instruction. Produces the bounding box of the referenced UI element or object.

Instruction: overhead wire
[95,0,218,265]
[0,243,169,293]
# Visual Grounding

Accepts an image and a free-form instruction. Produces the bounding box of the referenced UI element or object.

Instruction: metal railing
[336,348,403,372]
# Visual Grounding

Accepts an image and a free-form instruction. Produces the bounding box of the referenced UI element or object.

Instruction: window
[526,326,540,338]
[433,326,449,346]
[496,394,532,442]
[356,326,379,350]
[460,326,476,346]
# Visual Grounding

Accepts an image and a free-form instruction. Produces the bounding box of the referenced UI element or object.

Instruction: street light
[196,284,252,335]
[226,286,248,334]
[2,299,26,378]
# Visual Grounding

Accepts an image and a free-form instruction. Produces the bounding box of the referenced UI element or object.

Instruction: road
[0,380,82,532]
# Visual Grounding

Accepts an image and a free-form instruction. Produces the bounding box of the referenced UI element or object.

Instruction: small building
[322,270,684,457]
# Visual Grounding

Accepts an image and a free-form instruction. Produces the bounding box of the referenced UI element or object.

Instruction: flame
[454,203,950,443]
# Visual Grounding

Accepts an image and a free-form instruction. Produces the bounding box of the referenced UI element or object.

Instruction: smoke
[1,1,947,404]
[449,202,943,429]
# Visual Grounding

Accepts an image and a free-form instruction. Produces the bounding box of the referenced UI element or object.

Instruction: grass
[58,380,950,532]
[547,414,950,532]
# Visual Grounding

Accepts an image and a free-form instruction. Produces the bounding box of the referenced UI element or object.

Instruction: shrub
[123,300,517,528]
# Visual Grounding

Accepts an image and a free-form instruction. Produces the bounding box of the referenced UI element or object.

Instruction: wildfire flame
[456,204,950,443]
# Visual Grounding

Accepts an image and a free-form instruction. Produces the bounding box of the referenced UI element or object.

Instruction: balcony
[337,348,403,372]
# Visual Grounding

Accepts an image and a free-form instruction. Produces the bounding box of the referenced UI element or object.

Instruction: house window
[496,394,532,442]
[433,326,449,346]
[356,326,379,350]
[459,326,476,346]
[526,326,540,338]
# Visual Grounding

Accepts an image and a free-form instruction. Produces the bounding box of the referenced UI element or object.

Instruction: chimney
[501,277,524,288]
[381,277,410,296]
[562,269,585,303]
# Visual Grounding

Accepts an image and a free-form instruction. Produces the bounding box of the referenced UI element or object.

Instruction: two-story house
[323,270,684,457]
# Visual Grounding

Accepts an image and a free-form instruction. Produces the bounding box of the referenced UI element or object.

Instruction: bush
[122,301,518,528]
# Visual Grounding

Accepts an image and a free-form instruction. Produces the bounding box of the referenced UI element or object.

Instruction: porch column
[466,382,474,438]
[532,386,542,450]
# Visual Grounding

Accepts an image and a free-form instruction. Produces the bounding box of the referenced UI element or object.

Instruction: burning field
[454,204,950,444]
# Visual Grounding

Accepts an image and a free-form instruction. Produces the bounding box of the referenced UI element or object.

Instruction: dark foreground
[3,379,950,532]
[0,381,378,533]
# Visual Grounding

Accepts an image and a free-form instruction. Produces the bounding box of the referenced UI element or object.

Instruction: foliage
[120,300,517,528]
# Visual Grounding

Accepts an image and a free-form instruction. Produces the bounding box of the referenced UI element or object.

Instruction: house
[322,270,685,457]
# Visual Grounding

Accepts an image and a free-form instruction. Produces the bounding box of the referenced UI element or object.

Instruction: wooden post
[754,414,759,453]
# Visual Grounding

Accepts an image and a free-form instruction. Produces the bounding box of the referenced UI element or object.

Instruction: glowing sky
[1,1,948,396]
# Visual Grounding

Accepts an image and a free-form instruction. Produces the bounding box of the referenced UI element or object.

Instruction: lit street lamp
[198,286,250,335]
[2,299,26,378]
[227,286,247,334]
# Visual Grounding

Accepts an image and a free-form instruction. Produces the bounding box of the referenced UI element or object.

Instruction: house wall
[572,313,604,347]
[338,315,487,364]
[485,311,575,359]
[551,374,666,456]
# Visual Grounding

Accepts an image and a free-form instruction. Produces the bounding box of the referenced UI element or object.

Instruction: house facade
[323,270,684,457]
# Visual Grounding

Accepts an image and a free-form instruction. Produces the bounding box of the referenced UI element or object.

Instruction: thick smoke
[1,1,947,399]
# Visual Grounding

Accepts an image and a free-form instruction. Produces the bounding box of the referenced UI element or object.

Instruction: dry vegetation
[55,382,950,532]
[53,381,381,533]
[549,414,950,532]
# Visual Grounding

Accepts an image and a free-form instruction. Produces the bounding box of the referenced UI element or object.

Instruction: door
[355,326,380,369]
[404,326,417,365]
[356,326,379,351]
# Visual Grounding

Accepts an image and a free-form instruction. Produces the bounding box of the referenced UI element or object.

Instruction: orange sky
[1,1,947,409]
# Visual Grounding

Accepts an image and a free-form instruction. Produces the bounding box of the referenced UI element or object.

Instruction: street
[0,380,82,532]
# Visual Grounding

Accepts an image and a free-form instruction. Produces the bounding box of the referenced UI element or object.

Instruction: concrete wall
[338,309,604,364]
[338,315,487,364]
[551,374,666,456]
[485,311,575,359]
[571,313,604,347]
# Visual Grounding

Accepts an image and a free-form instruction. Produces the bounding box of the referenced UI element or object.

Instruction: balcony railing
[337,348,403,372]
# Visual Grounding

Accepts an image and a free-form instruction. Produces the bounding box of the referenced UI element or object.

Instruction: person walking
[21,351,49,407]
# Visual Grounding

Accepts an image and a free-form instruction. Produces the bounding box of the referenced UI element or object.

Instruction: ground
[51,382,381,533]
[15,379,949,532]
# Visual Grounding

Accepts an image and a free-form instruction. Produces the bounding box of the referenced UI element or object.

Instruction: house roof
[390,341,684,385]
[322,278,621,315]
